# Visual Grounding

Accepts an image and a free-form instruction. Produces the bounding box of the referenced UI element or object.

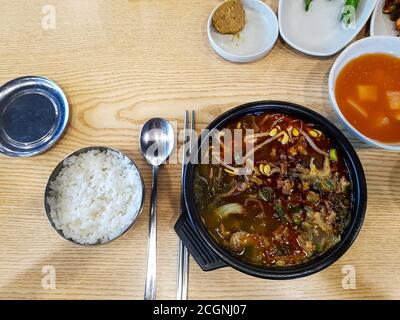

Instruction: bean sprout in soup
[194,113,352,267]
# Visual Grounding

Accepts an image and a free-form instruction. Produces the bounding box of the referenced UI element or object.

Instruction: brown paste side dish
[212,0,246,34]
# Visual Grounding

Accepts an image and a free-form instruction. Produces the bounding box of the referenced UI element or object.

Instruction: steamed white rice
[47,149,143,245]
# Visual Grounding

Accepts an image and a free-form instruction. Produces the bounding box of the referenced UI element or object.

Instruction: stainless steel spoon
[140,118,174,300]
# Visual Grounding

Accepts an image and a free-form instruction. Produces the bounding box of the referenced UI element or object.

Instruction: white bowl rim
[329,35,400,151]
[370,0,382,36]
[207,0,279,63]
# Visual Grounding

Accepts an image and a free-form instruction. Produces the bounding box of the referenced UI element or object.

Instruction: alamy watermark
[145,122,258,175]
[341,265,356,290]
[41,5,56,30]
[41,265,56,290]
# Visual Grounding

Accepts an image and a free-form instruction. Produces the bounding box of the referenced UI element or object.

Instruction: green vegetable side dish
[305,0,313,11]
[304,0,361,25]
[342,0,360,24]
[194,113,353,268]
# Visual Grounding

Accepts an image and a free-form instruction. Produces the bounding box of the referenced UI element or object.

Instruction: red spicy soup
[335,53,400,143]
[194,113,352,267]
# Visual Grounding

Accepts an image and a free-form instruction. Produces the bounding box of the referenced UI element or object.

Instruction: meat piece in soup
[194,113,352,267]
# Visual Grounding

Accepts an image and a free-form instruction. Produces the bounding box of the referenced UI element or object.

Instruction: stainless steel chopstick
[176,110,194,300]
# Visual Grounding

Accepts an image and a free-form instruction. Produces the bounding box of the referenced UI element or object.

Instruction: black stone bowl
[175,101,367,280]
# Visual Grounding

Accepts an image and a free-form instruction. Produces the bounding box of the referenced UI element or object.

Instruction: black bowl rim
[183,100,367,280]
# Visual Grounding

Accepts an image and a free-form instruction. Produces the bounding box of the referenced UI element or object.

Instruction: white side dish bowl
[370,0,399,36]
[279,0,377,56]
[329,36,400,150]
[207,0,279,63]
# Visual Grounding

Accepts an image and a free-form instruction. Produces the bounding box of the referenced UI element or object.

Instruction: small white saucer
[207,0,278,63]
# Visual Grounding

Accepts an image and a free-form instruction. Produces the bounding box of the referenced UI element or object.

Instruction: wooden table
[0,0,399,300]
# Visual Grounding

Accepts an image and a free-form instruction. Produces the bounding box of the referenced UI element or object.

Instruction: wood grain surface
[0,0,399,300]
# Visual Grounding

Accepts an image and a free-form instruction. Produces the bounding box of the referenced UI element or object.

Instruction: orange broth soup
[335,53,400,143]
